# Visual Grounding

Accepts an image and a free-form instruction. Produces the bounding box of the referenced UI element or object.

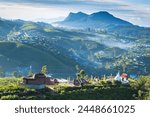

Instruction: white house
[114,72,129,84]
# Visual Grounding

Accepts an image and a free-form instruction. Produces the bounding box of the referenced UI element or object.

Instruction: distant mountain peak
[77,11,87,15]
[58,11,133,28]
[89,11,114,20]
[64,11,88,22]
[94,11,112,15]
[69,11,87,15]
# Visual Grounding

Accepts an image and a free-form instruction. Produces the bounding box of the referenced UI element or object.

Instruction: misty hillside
[0,42,78,76]
[55,11,150,39]
[0,11,150,77]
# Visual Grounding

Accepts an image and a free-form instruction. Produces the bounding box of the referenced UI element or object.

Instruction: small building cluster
[22,72,129,89]
[23,73,60,89]
[73,78,88,86]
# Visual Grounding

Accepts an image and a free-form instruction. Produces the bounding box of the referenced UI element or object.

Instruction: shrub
[1,94,19,100]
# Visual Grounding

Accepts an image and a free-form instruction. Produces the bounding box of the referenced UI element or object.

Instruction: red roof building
[121,73,128,81]
[23,73,59,89]
[121,73,128,78]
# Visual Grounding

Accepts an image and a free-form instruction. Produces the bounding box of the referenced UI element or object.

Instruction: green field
[0,76,150,100]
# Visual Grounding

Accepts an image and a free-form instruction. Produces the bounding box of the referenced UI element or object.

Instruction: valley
[0,11,150,78]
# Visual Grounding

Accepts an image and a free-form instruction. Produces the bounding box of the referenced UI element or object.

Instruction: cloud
[0,0,128,7]
[0,0,83,5]
[0,4,70,20]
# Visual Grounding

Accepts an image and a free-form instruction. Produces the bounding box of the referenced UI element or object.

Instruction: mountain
[56,11,132,29]
[88,11,132,26]
[0,18,53,39]
[64,12,88,22]
[0,19,18,38]
[55,11,150,39]
[0,42,77,77]
[0,15,150,77]
[0,19,105,77]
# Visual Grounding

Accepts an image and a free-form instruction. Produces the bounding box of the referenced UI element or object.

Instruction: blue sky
[0,0,150,27]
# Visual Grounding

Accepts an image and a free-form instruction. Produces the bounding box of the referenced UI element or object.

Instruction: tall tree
[76,69,86,80]
[28,65,34,76]
[41,65,48,75]
[0,66,5,77]
[12,71,18,78]
[28,69,34,76]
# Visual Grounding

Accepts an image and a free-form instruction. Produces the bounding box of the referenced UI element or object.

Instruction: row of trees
[0,64,85,78]
[0,65,48,78]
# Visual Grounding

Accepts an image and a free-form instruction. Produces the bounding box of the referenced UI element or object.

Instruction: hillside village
[0,13,150,77]
[1,26,149,77]
[22,71,129,89]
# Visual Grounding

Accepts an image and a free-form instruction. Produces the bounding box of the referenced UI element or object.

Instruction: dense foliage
[0,76,149,100]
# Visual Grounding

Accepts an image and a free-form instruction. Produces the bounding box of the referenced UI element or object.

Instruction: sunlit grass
[0,77,22,86]
[22,23,37,30]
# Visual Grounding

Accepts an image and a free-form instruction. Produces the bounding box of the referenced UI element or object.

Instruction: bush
[112,80,122,87]
[1,94,19,100]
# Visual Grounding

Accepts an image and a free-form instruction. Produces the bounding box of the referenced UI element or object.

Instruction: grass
[0,78,22,86]
[22,23,38,30]
[43,28,56,32]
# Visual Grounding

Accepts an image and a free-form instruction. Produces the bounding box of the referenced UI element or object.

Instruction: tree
[116,55,130,73]
[79,69,85,78]
[76,69,86,80]
[41,65,48,75]
[28,65,34,76]
[12,71,18,78]
[75,65,80,73]
[0,66,5,77]
[28,69,34,76]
